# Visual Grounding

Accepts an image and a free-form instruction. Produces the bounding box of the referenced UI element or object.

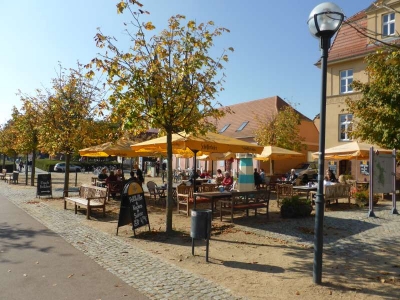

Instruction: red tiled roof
[327,10,375,63]
[212,96,316,144]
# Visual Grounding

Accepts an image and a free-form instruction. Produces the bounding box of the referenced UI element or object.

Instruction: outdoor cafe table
[194,191,232,218]
[156,185,177,203]
[293,185,317,200]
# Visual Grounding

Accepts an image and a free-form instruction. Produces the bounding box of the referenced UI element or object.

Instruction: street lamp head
[308,2,344,39]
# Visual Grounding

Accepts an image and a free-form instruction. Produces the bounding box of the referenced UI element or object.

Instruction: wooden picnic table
[293,185,318,200]
[194,191,232,218]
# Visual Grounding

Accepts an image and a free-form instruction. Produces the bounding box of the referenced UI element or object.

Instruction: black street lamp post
[307,2,344,284]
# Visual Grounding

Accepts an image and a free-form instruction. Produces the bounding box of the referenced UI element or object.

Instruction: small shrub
[353,190,379,207]
[280,195,312,218]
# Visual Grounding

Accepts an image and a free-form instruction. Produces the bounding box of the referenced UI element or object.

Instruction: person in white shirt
[323,175,334,186]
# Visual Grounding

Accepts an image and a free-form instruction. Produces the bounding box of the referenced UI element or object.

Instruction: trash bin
[190,209,212,240]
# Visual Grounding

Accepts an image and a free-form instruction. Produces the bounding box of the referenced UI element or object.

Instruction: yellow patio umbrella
[254,146,304,161]
[130,131,263,154]
[254,146,304,175]
[311,141,392,160]
[197,152,236,161]
[79,138,143,157]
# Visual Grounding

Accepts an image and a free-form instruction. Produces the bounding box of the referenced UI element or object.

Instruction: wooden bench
[0,169,7,180]
[310,183,351,209]
[64,184,108,219]
[5,171,19,184]
[220,188,271,223]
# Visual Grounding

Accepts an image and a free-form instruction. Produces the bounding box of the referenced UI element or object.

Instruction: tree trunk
[25,154,28,185]
[165,131,174,234]
[31,150,36,186]
[64,154,70,196]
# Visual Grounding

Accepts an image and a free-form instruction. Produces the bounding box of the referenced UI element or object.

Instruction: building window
[219,124,230,133]
[340,69,353,94]
[236,121,249,131]
[339,114,353,141]
[383,12,395,36]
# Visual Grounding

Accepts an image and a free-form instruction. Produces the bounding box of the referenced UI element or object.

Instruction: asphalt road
[0,194,148,300]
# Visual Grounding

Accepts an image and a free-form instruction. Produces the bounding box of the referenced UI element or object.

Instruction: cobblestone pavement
[234,200,400,259]
[2,171,400,298]
[0,180,240,300]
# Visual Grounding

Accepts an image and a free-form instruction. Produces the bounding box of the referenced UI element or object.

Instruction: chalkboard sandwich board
[36,174,52,198]
[116,181,150,236]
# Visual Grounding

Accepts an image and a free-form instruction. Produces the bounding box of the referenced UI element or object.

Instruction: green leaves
[345,47,400,150]
[254,104,305,151]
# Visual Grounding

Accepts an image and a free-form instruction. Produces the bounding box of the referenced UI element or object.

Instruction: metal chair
[146,181,166,205]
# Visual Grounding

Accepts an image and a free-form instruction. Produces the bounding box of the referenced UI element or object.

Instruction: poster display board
[116,181,150,236]
[372,153,393,194]
[36,174,52,198]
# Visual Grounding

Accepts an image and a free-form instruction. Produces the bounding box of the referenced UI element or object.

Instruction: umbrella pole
[192,150,199,210]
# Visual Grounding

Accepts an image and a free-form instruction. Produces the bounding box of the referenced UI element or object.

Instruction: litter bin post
[190,209,212,262]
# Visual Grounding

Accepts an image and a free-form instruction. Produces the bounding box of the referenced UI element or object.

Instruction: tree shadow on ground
[0,222,57,263]
[283,235,400,299]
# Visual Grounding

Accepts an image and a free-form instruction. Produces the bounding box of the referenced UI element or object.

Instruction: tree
[89,1,233,233]
[11,95,42,186]
[0,120,19,171]
[345,48,400,150]
[39,63,108,192]
[254,104,305,151]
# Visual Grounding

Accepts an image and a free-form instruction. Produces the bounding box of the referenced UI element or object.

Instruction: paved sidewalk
[0,193,148,300]
[0,180,240,300]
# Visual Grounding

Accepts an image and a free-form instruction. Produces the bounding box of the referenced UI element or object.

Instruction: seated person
[106,171,119,198]
[116,169,124,181]
[215,169,224,184]
[199,170,210,178]
[338,174,346,184]
[300,173,309,185]
[323,175,335,186]
[98,168,108,180]
[326,169,337,182]
[189,168,200,183]
[105,170,118,184]
[286,169,298,184]
[222,171,233,190]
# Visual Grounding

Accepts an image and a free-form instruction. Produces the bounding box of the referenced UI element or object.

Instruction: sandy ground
[20,171,400,299]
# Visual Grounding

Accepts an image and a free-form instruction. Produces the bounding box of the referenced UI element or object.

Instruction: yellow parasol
[254,146,304,161]
[130,131,263,154]
[80,138,144,157]
[311,141,392,160]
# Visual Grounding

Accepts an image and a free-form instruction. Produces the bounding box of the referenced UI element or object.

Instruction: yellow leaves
[143,22,155,31]
[116,1,127,14]
[187,20,196,29]
[85,70,95,79]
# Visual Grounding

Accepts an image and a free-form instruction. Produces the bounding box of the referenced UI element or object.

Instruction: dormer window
[219,124,230,133]
[236,121,249,132]
[383,12,395,36]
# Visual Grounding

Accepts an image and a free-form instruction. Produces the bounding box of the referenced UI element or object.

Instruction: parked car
[54,163,81,172]
[288,162,318,177]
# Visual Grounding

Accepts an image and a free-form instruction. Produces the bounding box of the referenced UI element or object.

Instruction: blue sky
[0,0,373,125]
